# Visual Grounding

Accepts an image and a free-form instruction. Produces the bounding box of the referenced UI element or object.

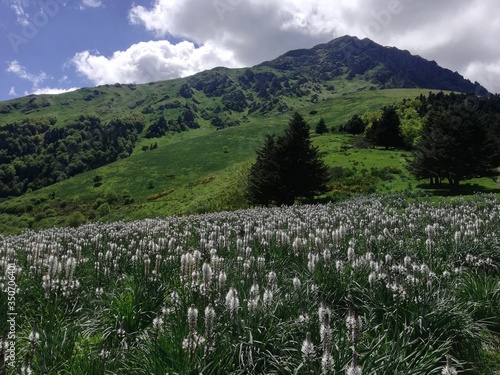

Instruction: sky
[1,0,500,102]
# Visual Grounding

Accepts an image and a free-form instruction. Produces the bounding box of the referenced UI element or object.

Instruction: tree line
[0,115,145,197]
[341,92,500,189]
[248,93,500,206]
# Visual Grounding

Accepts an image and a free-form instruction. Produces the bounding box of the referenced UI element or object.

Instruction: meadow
[4,89,493,236]
[1,192,499,374]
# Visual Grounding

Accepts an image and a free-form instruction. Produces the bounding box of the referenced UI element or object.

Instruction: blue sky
[1,0,500,102]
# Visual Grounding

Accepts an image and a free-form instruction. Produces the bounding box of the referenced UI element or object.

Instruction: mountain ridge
[0,35,493,233]
[259,35,488,95]
[0,35,488,122]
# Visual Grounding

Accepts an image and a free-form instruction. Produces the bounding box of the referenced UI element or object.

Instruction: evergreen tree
[248,112,329,206]
[343,114,366,135]
[409,104,499,190]
[247,135,280,206]
[372,106,406,149]
[315,118,327,134]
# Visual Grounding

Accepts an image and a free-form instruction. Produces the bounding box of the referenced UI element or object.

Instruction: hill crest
[260,35,488,95]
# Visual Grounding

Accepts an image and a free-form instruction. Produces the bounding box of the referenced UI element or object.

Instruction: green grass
[1,89,497,235]
[1,193,498,374]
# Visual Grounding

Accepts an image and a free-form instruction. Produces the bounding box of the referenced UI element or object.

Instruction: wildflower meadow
[1,192,499,374]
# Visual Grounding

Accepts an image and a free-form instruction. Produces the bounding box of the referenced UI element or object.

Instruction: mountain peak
[260,35,488,95]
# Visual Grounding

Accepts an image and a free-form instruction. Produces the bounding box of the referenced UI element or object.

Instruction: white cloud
[9,0,30,25]
[464,61,500,94]
[126,0,500,93]
[5,60,80,97]
[6,60,48,87]
[71,39,240,85]
[81,0,103,9]
[31,87,80,95]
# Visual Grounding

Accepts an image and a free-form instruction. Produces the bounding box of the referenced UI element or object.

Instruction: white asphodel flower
[346,364,362,375]
[301,331,315,362]
[28,329,40,344]
[225,287,239,317]
[321,350,334,374]
[204,303,216,334]
[188,304,198,332]
[293,276,301,292]
[441,355,457,375]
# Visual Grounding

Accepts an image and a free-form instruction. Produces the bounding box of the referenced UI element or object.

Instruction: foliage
[0,115,144,197]
[0,193,498,374]
[66,211,85,227]
[145,116,168,138]
[409,96,500,189]
[1,89,494,235]
[342,114,366,135]
[96,202,111,217]
[366,106,406,149]
[315,117,328,134]
[248,112,329,205]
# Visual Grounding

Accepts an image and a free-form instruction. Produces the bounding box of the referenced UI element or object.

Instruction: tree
[343,114,366,135]
[367,106,405,149]
[315,118,328,134]
[247,135,281,206]
[409,104,499,190]
[248,112,329,206]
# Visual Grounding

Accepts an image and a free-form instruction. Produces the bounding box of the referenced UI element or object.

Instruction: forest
[0,114,145,197]
[341,92,500,188]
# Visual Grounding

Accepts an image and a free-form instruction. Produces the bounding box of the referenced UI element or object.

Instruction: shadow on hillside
[416,182,500,197]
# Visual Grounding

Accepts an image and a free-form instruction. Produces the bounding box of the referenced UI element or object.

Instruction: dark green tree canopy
[409,100,500,189]
[248,112,329,206]
[367,106,406,149]
[343,114,366,135]
[315,117,328,134]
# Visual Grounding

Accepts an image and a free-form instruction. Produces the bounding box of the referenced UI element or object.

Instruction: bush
[105,189,119,204]
[96,202,110,217]
[66,211,85,227]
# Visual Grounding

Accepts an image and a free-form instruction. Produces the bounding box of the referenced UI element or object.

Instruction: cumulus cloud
[126,0,500,92]
[6,60,48,87]
[71,39,240,85]
[31,87,79,95]
[8,0,30,25]
[80,0,103,9]
[5,60,78,96]
[71,0,500,93]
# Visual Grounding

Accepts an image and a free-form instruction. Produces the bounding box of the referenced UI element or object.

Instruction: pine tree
[367,107,405,149]
[248,112,329,206]
[409,104,499,190]
[247,134,281,206]
[344,114,366,135]
[315,118,328,134]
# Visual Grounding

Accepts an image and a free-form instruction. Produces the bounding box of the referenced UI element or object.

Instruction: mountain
[0,35,492,234]
[0,35,488,125]
[260,35,488,95]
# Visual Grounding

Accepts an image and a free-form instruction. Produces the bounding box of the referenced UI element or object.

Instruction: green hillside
[0,36,496,235]
[4,88,497,235]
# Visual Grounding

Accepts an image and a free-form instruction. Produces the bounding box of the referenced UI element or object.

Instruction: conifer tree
[247,134,280,206]
[315,117,328,134]
[366,106,405,149]
[248,112,329,206]
[410,104,499,190]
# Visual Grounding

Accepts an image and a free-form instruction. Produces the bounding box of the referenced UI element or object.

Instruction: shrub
[66,211,85,227]
[96,202,110,217]
[105,189,119,204]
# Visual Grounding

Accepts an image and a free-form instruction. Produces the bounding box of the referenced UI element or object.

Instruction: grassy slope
[1,88,498,235]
